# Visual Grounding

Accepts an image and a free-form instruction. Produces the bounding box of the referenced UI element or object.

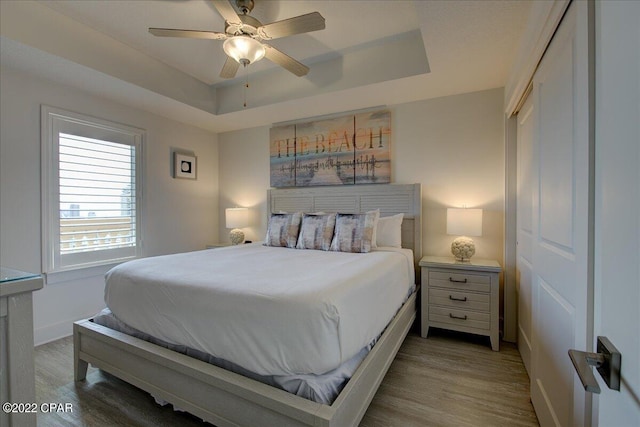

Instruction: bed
[74,183,422,427]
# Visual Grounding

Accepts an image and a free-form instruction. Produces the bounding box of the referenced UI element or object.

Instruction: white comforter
[104,243,414,376]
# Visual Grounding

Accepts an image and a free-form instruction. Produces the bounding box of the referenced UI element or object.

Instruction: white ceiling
[0,0,532,133]
[44,0,424,86]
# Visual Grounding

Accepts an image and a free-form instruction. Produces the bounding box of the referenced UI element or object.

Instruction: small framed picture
[174,153,197,180]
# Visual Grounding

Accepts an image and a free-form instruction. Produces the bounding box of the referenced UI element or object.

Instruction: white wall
[0,66,220,344]
[218,88,505,265]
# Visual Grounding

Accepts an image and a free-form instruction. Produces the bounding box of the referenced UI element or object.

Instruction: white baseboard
[517,325,532,376]
[34,311,98,346]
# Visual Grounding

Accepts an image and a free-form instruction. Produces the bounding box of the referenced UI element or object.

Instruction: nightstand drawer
[429,271,491,293]
[429,288,490,312]
[428,306,490,330]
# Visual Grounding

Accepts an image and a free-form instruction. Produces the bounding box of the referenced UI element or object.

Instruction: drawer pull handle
[449,295,468,302]
[449,313,468,320]
[449,277,468,283]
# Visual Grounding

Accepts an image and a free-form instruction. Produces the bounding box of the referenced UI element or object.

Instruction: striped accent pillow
[330,210,379,253]
[296,213,337,251]
[264,212,302,248]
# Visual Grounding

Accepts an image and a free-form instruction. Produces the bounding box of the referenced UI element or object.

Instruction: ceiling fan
[149,0,325,79]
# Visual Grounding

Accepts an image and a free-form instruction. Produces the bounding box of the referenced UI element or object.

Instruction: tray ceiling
[0,1,532,132]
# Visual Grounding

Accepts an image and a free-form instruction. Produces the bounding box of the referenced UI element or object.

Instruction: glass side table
[1,267,43,427]
[1,266,40,283]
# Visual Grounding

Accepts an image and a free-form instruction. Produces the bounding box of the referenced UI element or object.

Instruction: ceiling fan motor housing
[225,14,262,37]
[236,0,255,15]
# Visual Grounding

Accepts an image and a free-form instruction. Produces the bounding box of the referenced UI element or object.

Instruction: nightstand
[420,256,501,351]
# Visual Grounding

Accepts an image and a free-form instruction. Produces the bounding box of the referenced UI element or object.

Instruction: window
[42,106,143,274]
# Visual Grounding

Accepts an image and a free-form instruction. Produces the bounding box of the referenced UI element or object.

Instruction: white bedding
[104,243,414,376]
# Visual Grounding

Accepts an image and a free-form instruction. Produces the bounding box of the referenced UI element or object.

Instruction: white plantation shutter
[42,106,143,273]
[58,134,137,253]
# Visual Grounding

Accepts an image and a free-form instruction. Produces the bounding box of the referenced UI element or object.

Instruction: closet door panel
[529,2,593,426]
[516,94,534,374]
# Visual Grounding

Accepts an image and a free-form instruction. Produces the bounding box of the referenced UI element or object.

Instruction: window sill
[44,262,122,285]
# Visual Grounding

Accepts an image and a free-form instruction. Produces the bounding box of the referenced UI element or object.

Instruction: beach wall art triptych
[269,110,391,188]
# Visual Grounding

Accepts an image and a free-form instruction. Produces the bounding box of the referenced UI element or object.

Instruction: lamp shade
[447,208,483,237]
[225,207,248,229]
[223,36,266,65]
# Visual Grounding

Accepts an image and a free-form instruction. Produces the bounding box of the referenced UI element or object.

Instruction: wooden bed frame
[74,183,422,427]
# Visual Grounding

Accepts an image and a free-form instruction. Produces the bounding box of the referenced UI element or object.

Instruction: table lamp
[226,207,248,245]
[447,208,482,261]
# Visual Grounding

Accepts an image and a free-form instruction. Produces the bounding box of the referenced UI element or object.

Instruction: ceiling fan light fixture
[223,36,265,65]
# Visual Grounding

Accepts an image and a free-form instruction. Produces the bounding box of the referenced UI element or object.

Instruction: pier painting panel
[270,125,296,188]
[354,110,391,184]
[294,115,355,187]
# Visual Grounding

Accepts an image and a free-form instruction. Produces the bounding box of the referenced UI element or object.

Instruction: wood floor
[34,328,539,426]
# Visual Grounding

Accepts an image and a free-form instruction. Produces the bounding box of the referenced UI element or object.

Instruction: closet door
[529,1,593,426]
[516,94,534,375]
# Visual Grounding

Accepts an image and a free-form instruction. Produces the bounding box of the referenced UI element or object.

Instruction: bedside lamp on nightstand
[447,207,482,261]
[226,207,248,245]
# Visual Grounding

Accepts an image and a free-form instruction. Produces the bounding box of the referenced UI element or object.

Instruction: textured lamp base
[451,236,476,261]
[229,229,245,245]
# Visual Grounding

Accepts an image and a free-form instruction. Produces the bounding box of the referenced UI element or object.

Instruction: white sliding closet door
[516,94,534,375]
[529,1,593,426]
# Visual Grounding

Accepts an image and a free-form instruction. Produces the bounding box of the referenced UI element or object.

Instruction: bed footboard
[73,290,416,427]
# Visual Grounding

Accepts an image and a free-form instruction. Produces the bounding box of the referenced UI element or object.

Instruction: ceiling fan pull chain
[244,64,249,108]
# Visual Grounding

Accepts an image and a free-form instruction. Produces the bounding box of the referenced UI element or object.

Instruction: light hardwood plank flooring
[360,329,539,427]
[34,329,538,426]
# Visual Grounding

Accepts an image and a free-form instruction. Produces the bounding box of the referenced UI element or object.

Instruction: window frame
[41,105,144,277]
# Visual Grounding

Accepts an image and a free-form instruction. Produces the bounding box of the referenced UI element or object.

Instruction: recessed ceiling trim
[273,105,387,127]
[215,30,430,114]
[0,0,218,114]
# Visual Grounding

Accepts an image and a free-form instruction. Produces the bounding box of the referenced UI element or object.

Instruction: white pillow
[368,209,380,247]
[374,213,404,248]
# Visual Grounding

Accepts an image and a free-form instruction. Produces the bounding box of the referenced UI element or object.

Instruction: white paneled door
[593,1,640,425]
[516,94,534,375]
[516,1,639,425]
[529,2,593,426]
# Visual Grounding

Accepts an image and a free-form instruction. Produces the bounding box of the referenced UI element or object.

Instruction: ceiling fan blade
[149,28,227,40]
[211,0,242,25]
[220,56,240,79]
[264,44,309,77]
[257,12,325,40]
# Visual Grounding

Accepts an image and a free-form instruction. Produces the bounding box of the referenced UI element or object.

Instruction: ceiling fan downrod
[236,0,254,15]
